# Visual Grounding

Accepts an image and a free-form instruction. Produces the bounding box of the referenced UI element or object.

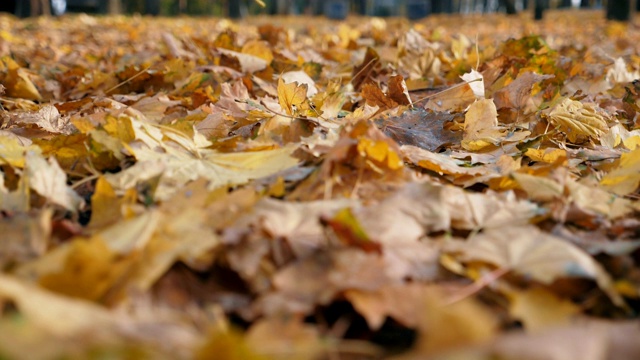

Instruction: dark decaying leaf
[374,108,461,151]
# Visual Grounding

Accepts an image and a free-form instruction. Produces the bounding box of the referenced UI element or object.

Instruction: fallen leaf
[361,82,398,111]
[548,98,609,143]
[508,287,581,332]
[600,147,640,196]
[25,151,83,211]
[388,75,413,106]
[277,77,308,116]
[462,98,503,150]
[374,109,461,151]
[493,72,553,110]
[443,226,625,307]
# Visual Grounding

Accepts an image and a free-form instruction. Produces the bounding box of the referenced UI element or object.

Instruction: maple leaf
[600,147,640,196]
[361,82,398,111]
[388,75,413,106]
[443,226,625,307]
[374,109,461,151]
[277,77,308,116]
[24,151,84,211]
[493,72,554,110]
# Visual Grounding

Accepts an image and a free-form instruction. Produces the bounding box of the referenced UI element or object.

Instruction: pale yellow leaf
[0,274,115,337]
[0,134,40,168]
[25,151,83,211]
[218,48,267,73]
[462,98,504,150]
[549,98,608,143]
[512,172,564,201]
[508,287,580,332]
[600,147,640,196]
[444,226,624,307]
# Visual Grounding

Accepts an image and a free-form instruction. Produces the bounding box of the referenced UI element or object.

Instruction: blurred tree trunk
[607,0,630,20]
[580,0,590,7]
[229,0,241,18]
[108,0,122,14]
[559,0,572,7]
[499,0,516,14]
[534,0,547,19]
[30,0,50,16]
[145,0,160,14]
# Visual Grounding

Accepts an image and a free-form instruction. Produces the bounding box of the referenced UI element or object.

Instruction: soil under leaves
[2,9,640,359]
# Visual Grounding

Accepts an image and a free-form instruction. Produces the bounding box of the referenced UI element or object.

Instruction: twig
[445,267,510,305]
[105,65,152,94]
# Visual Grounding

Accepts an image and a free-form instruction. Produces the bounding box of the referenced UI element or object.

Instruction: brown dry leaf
[388,75,413,106]
[0,170,30,213]
[352,47,381,91]
[345,283,431,330]
[106,118,300,200]
[374,109,461,151]
[493,72,553,110]
[361,82,399,111]
[512,172,564,202]
[261,249,391,315]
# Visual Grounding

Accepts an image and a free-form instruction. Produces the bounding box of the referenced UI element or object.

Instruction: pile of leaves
[2,9,640,359]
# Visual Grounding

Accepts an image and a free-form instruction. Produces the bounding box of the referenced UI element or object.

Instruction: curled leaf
[548,98,608,143]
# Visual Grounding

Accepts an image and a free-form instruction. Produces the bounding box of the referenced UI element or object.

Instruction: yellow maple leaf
[0,134,40,168]
[277,77,308,116]
[524,148,567,163]
[357,138,403,171]
[241,40,273,65]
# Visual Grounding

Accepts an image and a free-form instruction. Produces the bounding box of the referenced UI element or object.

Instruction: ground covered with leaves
[2,9,640,359]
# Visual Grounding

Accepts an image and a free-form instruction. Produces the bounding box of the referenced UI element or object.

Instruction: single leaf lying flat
[600,147,640,196]
[374,109,460,151]
[444,225,624,307]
